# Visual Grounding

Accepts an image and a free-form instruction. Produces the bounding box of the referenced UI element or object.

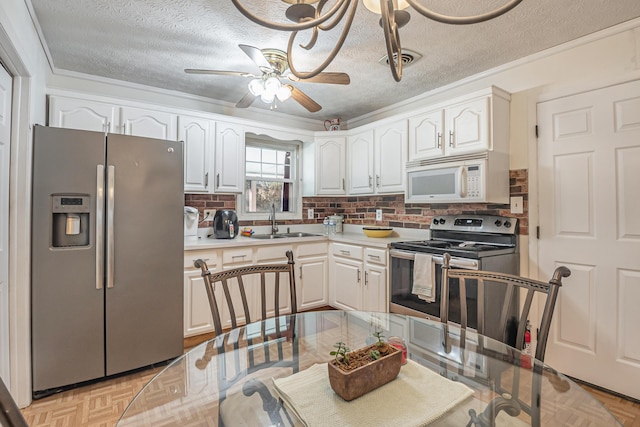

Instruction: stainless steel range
[389,214,519,344]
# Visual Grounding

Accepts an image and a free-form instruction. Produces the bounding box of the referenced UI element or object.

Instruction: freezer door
[105,134,184,375]
[31,126,106,392]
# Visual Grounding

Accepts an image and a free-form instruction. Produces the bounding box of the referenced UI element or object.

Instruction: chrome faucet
[270,202,279,235]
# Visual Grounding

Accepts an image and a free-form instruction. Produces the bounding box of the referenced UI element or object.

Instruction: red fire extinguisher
[521,320,532,369]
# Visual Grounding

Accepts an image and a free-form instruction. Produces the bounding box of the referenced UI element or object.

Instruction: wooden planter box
[328,344,402,401]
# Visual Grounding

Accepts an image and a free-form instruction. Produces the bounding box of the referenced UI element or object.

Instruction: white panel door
[120,106,177,140]
[179,115,212,193]
[408,109,444,160]
[375,120,407,194]
[214,121,244,193]
[315,136,346,195]
[347,130,374,194]
[537,80,640,400]
[49,96,118,133]
[0,65,11,385]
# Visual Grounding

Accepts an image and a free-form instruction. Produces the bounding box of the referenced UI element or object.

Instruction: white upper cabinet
[214,121,245,193]
[49,96,119,133]
[446,96,489,155]
[408,109,444,160]
[347,120,406,195]
[375,120,407,193]
[315,135,347,195]
[179,115,213,193]
[347,130,374,194]
[120,106,178,140]
[408,87,510,161]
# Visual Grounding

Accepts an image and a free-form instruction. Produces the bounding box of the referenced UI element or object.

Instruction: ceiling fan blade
[288,85,322,113]
[184,69,257,78]
[238,44,273,72]
[288,72,351,85]
[235,92,257,109]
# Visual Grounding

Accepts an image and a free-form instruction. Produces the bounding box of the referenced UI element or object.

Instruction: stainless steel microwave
[405,152,510,204]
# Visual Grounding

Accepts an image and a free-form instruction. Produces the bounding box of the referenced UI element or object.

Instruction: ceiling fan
[185,44,350,113]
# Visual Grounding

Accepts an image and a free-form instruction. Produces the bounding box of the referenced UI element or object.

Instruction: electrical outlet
[510,197,523,214]
[307,208,314,219]
[203,209,216,221]
[376,209,383,221]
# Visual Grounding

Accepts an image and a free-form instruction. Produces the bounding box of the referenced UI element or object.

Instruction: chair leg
[243,379,287,426]
[467,393,522,427]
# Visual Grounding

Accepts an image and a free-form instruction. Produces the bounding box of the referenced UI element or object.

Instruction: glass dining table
[117,311,620,426]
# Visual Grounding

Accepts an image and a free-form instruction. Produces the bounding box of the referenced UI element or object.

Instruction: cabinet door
[214,121,244,193]
[315,136,346,195]
[347,130,374,194]
[375,120,407,193]
[331,258,362,311]
[364,265,387,313]
[298,256,328,310]
[183,270,215,337]
[256,245,294,318]
[446,97,489,155]
[49,96,119,133]
[408,109,444,160]
[179,115,213,193]
[120,106,177,140]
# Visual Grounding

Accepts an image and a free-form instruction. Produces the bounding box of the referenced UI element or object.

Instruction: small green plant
[372,330,385,347]
[330,342,350,364]
[369,349,381,360]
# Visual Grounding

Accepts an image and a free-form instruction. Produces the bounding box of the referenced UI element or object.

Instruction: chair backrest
[0,377,28,427]
[440,253,571,362]
[195,250,297,336]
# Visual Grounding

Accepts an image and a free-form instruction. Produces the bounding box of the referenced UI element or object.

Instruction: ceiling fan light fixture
[276,85,292,102]
[363,0,410,14]
[248,78,264,96]
[260,92,276,103]
[264,76,281,94]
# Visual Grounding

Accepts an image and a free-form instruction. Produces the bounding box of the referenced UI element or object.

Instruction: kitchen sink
[250,232,322,239]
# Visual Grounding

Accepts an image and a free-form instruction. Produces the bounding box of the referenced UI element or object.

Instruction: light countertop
[184,224,429,251]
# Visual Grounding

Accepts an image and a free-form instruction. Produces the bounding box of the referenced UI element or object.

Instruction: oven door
[389,249,479,323]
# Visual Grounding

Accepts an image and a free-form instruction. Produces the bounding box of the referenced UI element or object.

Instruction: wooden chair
[439,252,571,427]
[194,250,298,426]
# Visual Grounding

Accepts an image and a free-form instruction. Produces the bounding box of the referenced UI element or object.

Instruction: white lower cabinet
[183,240,329,337]
[330,243,388,312]
[296,242,329,310]
[183,250,219,337]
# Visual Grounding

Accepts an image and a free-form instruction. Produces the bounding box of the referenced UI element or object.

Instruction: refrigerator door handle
[96,165,104,290]
[107,165,115,289]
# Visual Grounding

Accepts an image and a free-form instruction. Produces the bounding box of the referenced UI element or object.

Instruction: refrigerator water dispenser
[51,195,90,247]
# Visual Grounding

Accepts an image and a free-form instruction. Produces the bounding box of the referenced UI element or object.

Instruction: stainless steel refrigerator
[31,125,184,396]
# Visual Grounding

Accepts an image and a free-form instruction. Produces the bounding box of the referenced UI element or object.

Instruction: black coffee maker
[213,210,239,239]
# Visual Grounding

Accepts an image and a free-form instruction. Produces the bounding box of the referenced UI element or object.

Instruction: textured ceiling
[29,0,640,122]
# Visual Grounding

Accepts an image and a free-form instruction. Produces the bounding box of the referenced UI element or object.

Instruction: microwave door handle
[458,166,467,198]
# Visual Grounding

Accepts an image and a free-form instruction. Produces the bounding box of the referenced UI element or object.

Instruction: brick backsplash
[185,169,529,235]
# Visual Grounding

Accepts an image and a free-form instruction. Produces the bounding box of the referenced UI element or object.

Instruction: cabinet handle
[437,132,442,148]
[365,271,369,286]
[368,175,372,187]
[339,250,351,256]
[232,255,246,260]
[449,131,454,147]
[369,255,381,260]
[376,175,380,188]
[205,172,209,187]
[299,266,303,280]
[342,178,345,190]
[357,269,361,283]
[216,173,220,188]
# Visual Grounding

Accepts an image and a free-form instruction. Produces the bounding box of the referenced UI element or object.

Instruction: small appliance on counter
[213,209,239,239]
[184,206,199,240]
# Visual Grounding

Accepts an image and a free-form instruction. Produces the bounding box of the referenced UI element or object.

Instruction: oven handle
[389,249,479,270]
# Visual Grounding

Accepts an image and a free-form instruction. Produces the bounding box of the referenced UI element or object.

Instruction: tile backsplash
[185,169,528,235]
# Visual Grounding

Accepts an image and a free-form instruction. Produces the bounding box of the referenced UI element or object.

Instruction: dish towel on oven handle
[412,253,436,303]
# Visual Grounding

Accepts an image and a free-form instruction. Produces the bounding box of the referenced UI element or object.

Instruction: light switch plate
[203,209,216,221]
[510,196,523,214]
[376,209,383,221]
[308,208,314,219]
